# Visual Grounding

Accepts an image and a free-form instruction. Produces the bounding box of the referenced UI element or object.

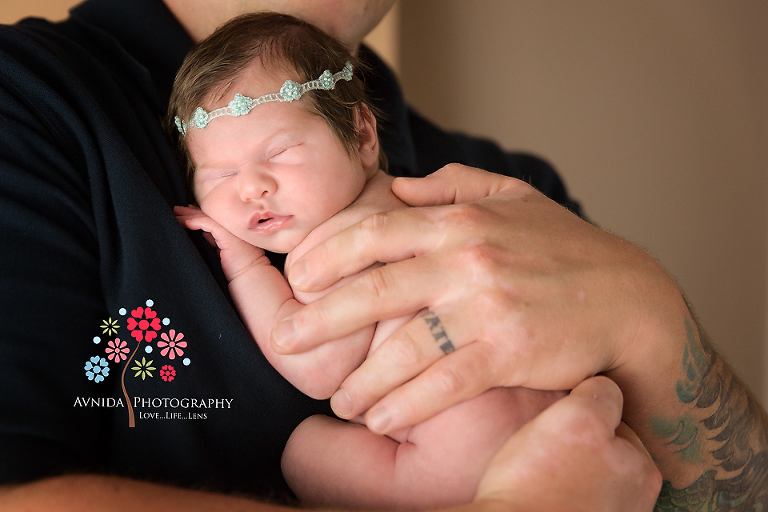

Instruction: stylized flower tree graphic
[160,365,176,382]
[158,330,186,360]
[87,299,190,427]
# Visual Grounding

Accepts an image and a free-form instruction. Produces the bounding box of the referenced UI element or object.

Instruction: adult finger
[615,421,649,458]
[475,376,661,512]
[355,353,611,437]
[331,310,491,422]
[559,375,624,432]
[347,342,501,434]
[271,253,445,354]
[286,205,443,293]
[288,166,532,293]
[392,163,527,207]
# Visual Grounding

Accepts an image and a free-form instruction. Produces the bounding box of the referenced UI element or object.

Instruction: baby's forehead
[208,59,301,109]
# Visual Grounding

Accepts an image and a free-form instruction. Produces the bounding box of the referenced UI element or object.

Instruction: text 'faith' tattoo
[421,311,455,355]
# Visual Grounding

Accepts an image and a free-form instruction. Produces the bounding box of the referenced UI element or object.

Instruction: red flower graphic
[158,329,187,360]
[126,306,161,342]
[160,365,176,382]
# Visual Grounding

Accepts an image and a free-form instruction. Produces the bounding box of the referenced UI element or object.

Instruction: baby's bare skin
[280,172,565,508]
[179,169,566,508]
[284,387,565,510]
[177,91,568,507]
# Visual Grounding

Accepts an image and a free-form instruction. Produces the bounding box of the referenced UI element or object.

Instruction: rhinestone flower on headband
[175,62,354,135]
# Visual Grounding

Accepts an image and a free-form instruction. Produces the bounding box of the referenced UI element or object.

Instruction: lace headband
[174,62,353,135]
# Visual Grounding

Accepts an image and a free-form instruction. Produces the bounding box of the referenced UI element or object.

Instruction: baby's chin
[251,230,306,256]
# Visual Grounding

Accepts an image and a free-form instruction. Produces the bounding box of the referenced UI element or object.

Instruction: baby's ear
[355,104,380,170]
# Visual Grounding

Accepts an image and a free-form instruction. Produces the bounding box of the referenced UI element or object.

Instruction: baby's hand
[174,205,268,281]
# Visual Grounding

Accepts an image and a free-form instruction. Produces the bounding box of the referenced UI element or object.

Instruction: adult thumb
[392,163,521,206]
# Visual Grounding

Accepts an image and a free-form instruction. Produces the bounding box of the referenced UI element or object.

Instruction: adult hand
[475,376,661,512]
[273,164,685,434]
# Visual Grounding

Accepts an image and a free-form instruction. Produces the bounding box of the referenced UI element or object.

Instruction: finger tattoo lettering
[421,311,456,355]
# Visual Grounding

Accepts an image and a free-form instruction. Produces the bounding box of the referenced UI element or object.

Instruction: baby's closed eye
[267,144,303,163]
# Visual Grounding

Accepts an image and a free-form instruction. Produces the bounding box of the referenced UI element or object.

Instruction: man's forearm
[0,475,287,512]
[0,475,524,512]
[611,300,768,510]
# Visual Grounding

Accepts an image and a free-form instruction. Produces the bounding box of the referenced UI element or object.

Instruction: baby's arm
[175,206,371,399]
[282,387,566,510]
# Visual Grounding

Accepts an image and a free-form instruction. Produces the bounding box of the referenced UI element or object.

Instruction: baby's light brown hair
[167,11,386,192]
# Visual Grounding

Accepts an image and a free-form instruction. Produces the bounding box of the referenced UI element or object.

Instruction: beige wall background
[3,1,767,407]
[0,0,73,23]
[397,0,768,407]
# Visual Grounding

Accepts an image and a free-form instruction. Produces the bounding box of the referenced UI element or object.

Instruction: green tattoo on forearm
[648,414,702,464]
[651,316,768,511]
[676,319,712,404]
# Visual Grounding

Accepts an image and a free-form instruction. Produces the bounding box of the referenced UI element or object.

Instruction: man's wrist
[607,247,688,375]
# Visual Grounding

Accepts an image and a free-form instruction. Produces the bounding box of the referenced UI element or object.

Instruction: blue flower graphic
[85,356,110,383]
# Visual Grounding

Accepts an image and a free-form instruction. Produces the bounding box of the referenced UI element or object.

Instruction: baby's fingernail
[272,318,296,349]
[331,390,353,418]
[290,261,309,287]
[366,407,391,433]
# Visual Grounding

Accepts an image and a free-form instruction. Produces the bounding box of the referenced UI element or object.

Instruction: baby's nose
[239,169,277,200]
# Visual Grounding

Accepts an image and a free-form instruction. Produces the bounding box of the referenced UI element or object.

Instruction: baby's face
[188,68,367,254]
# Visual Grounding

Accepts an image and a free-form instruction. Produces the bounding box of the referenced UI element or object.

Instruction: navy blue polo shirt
[0,0,579,498]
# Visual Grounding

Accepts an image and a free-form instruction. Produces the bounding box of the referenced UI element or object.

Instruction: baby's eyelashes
[197,168,238,181]
[267,143,303,162]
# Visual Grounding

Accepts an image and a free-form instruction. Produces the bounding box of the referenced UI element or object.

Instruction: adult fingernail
[366,407,391,433]
[272,318,296,349]
[331,390,353,418]
[290,261,309,287]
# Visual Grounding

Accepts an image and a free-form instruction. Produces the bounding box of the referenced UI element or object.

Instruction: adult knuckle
[458,241,502,280]
[359,211,389,244]
[470,346,501,385]
[506,176,532,192]
[431,361,467,397]
[647,464,663,497]
[388,332,422,368]
[304,301,332,332]
[476,287,512,317]
[439,163,467,179]
[567,406,606,437]
[590,376,623,407]
[361,266,392,302]
[447,202,488,227]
